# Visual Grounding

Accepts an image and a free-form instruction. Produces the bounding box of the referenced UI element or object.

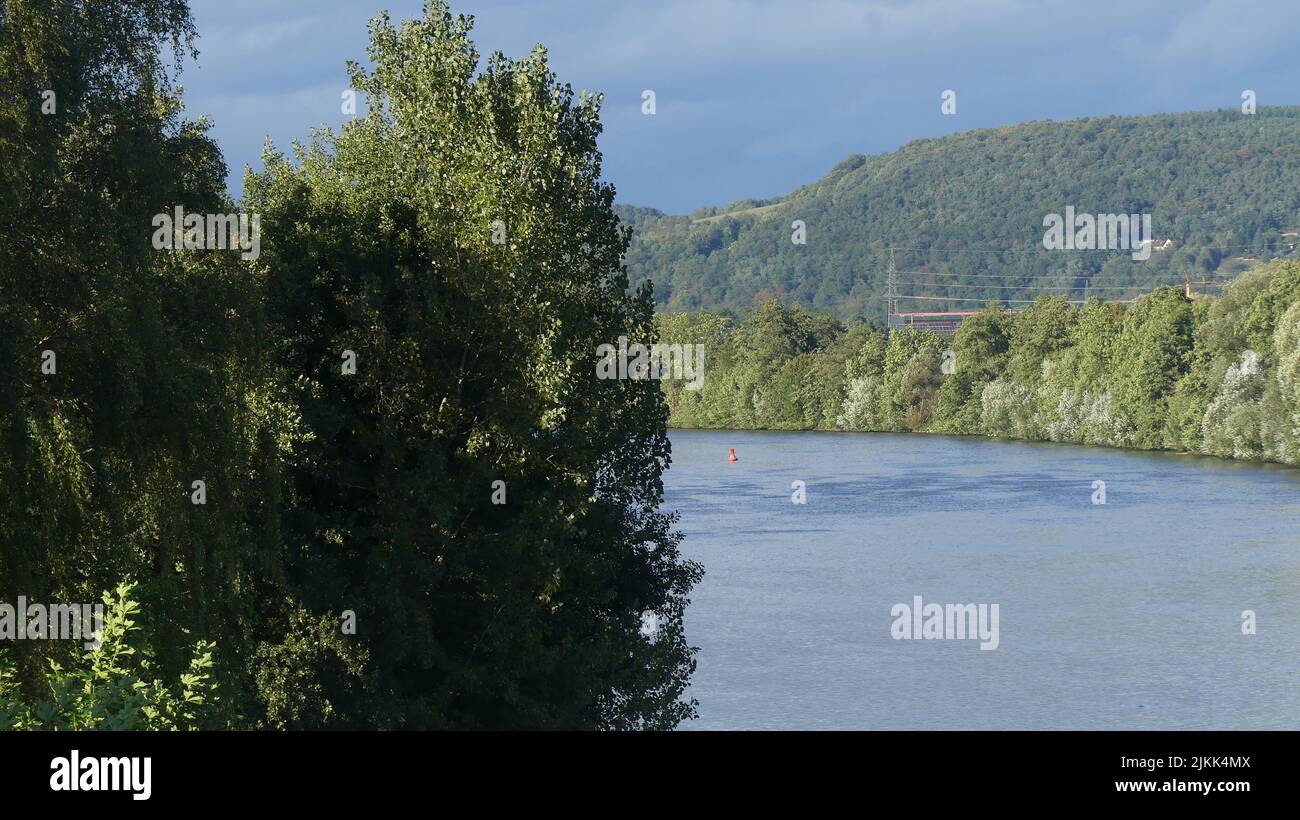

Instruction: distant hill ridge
[617,107,1300,319]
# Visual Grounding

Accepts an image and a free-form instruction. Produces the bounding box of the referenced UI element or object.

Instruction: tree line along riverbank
[657,258,1300,468]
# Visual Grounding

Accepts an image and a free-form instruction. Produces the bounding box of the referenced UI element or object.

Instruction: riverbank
[657,258,1300,471]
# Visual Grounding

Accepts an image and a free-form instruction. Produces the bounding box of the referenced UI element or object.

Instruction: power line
[877,244,1243,335]
[895,280,1180,291]
[894,268,1234,282]
[882,243,1298,256]
[896,295,1142,305]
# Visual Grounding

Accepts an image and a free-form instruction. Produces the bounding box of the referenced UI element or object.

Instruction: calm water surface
[665,429,1300,729]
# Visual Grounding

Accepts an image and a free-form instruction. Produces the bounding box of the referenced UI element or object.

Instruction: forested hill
[618,107,1300,320]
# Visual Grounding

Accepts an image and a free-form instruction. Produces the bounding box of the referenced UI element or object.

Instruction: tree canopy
[2,0,700,730]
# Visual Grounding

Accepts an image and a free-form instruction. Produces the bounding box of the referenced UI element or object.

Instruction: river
[665,429,1300,729]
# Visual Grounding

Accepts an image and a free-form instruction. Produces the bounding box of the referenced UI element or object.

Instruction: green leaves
[1,0,271,726]
[0,583,224,730]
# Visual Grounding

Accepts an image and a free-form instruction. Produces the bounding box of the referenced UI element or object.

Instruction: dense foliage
[242,5,699,729]
[1,584,221,730]
[659,258,1300,468]
[621,110,1300,319]
[1,0,265,729]
[1,1,699,729]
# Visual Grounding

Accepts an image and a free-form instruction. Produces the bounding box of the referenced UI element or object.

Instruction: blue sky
[183,0,1300,213]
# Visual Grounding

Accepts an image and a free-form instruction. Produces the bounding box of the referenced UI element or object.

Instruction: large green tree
[0,0,271,718]
[243,2,700,729]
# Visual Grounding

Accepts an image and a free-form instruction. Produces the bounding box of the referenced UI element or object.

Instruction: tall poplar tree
[244,2,701,728]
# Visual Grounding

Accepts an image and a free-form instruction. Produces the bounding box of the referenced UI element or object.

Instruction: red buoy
[728,448,738,463]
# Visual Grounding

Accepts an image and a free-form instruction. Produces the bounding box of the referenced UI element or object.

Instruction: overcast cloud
[183,0,1300,212]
